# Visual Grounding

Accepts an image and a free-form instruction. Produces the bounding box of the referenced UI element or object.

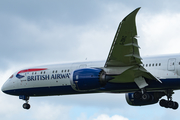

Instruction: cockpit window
[9,75,13,79]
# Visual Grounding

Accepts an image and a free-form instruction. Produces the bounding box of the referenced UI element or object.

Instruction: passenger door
[167,58,176,71]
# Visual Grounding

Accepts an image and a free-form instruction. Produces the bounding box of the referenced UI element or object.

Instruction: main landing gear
[134,89,179,110]
[159,90,179,110]
[19,95,31,110]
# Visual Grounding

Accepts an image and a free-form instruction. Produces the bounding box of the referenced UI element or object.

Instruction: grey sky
[1,0,180,120]
[1,0,180,69]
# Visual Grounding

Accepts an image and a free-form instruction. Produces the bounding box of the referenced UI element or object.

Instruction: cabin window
[149,64,151,67]
[62,70,63,73]
[56,70,57,73]
[68,70,69,72]
[146,64,148,67]
[159,63,161,66]
[156,63,158,66]
[152,64,154,66]
[65,70,66,72]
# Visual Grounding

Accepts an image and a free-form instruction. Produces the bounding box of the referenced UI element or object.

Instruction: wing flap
[108,66,162,84]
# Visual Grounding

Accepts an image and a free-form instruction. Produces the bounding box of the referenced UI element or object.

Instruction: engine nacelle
[70,68,111,91]
[125,92,165,106]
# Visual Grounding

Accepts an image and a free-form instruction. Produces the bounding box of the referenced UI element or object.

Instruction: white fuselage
[2,54,180,96]
[143,54,180,79]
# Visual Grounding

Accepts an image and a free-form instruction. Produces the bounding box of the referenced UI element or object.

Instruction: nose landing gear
[23,103,30,109]
[19,95,31,110]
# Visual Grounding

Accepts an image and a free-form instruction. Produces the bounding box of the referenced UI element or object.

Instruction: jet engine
[125,92,165,106]
[70,68,113,91]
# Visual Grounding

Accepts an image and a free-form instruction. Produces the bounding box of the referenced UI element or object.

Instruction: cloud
[32,102,72,120]
[77,113,129,120]
[136,11,180,56]
[93,114,128,120]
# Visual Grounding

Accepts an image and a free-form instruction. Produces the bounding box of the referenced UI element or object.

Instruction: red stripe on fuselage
[17,68,47,74]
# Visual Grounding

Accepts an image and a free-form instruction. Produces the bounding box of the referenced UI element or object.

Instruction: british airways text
[27,73,70,81]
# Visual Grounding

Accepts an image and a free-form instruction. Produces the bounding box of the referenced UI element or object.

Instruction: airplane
[2,7,180,110]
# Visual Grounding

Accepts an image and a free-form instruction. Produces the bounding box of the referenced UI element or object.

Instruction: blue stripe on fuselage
[3,78,180,96]
[3,85,78,96]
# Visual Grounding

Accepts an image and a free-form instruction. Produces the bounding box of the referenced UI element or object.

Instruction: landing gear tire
[167,101,174,108]
[172,102,179,110]
[159,99,168,108]
[159,99,179,110]
[23,103,30,110]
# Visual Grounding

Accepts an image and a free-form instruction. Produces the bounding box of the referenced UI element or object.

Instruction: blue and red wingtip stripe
[16,68,47,79]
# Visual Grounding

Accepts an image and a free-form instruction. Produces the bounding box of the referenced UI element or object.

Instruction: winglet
[122,7,141,22]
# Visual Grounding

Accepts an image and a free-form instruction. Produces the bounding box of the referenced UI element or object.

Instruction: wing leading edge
[103,8,161,88]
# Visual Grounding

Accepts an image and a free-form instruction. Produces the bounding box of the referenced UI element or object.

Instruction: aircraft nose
[1,79,11,94]
[1,81,7,93]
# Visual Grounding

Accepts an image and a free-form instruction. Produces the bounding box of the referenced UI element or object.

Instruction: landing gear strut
[19,95,31,110]
[159,90,179,110]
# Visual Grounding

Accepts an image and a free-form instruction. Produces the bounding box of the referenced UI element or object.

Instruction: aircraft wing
[104,8,161,88]
[105,7,141,67]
